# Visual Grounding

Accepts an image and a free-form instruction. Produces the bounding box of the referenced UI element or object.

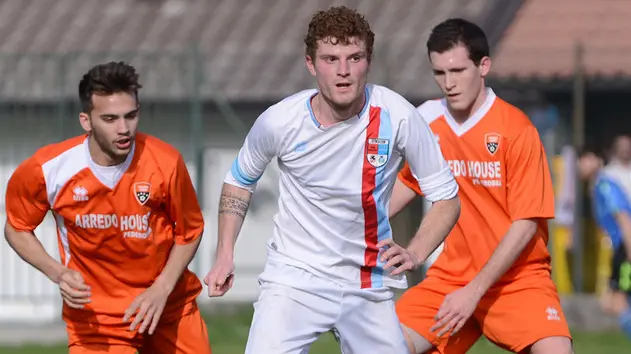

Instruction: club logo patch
[366,138,390,168]
[485,133,501,155]
[133,182,151,206]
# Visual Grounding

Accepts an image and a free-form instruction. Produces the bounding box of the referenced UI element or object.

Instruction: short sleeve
[5,157,50,232]
[595,179,629,216]
[225,108,278,193]
[167,155,204,244]
[397,109,458,202]
[506,125,555,220]
[397,162,423,196]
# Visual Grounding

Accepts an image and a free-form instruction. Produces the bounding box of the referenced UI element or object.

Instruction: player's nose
[337,62,350,77]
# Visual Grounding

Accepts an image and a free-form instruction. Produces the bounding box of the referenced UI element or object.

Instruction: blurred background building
[1,0,630,335]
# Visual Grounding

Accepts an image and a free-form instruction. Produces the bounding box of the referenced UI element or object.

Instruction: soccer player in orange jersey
[386,19,573,353]
[3,62,210,354]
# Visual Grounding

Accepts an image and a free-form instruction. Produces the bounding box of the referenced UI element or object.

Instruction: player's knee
[400,324,433,354]
[527,336,573,354]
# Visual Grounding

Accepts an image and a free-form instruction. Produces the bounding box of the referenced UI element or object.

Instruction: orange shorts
[396,275,572,353]
[67,304,211,354]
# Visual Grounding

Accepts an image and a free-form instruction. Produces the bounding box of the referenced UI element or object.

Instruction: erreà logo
[485,133,501,155]
[133,182,151,206]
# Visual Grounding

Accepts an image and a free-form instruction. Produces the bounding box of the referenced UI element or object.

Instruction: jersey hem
[510,213,554,222]
[266,251,408,290]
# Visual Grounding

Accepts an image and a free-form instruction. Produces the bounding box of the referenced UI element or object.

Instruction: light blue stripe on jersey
[371,108,393,288]
[231,157,261,185]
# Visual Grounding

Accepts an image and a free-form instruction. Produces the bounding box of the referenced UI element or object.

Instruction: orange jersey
[399,89,554,286]
[5,133,204,326]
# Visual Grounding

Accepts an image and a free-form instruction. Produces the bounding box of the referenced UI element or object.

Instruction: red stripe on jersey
[360,106,381,288]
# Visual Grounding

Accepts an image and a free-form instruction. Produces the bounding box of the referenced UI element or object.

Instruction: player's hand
[57,268,91,309]
[123,282,170,335]
[204,257,235,297]
[430,285,482,338]
[377,238,422,276]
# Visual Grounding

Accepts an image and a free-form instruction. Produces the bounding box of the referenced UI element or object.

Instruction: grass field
[1,307,629,353]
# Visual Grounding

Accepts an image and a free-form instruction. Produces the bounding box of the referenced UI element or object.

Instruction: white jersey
[225,84,458,289]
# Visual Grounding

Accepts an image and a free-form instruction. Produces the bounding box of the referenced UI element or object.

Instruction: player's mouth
[446,93,460,100]
[115,138,132,150]
[335,82,352,92]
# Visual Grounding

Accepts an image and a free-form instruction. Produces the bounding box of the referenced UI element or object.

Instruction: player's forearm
[155,236,202,293]
[389,178,418,218]
[4,222,65,284]
[469,219,538,296]
[216,183,252,262]
[406,196,460,263]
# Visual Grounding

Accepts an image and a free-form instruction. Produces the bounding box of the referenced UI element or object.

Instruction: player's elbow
[4,220,30,250]
[4,220,17,243]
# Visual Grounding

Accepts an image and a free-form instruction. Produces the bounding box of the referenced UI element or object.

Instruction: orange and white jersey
[5,133,204,325]
[398,88,555,287]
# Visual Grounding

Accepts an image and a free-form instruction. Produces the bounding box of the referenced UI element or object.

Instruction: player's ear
[306,55,317,77]
[79,112,92,132]
[478,56,491,77]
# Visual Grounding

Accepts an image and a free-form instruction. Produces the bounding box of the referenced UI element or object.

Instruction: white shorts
[244,260,409,354]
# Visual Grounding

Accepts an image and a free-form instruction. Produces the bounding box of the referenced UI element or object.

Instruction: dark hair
[304,6,375,62]
[578,143,604,160]
[78,61,142,113]
[426,18,489,65]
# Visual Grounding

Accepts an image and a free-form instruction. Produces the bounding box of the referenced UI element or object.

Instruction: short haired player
[4,62,210,354]
[204,6,461,354]
[389,19,573,353]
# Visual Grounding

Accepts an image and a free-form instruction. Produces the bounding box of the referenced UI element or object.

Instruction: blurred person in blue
[606,134,631,198]
[578,145,631,340]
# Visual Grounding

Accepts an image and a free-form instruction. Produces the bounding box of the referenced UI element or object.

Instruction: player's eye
[433,70,445,76]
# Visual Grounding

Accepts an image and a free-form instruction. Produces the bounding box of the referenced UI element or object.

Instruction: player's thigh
[66,320,141,352]
[476,279,572,353]
[69,344,138,354]
[335,295,408,353]
[141,306,211,354]
[528,336,574,354]
[396,278,481,354]
[244,281,338,354]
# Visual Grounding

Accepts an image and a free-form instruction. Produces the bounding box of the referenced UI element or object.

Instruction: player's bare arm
[469,218,538,294]
[406,195,460,262]
[4,222,91,309]
[431,218,538,337]
[389,178,418,218]
[124,234,202,335]
[204,183,252,297]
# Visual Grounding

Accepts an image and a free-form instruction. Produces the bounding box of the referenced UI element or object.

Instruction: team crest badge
[485,133,501,155]
[366,138,390,168]
[133,182,151,206]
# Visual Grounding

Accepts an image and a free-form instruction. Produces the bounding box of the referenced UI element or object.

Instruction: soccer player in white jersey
[204,6,461,354]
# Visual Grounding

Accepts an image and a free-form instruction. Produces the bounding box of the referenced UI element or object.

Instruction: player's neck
[448,86,488,124]
[87,136,125,167]
[313,92,365,127]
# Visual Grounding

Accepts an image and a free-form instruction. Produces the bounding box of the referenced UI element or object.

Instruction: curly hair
[78,61,142,113]
[427,18,489,65]
[304,6,375,62]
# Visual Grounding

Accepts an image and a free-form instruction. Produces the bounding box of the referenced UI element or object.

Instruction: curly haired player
[204,6,460,354]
